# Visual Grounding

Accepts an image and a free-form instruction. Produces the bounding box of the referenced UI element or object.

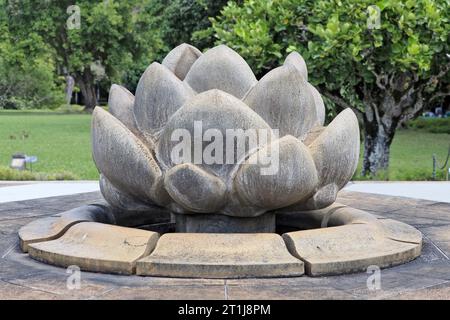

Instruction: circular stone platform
[17,197,422,278]
[2,190,450,299]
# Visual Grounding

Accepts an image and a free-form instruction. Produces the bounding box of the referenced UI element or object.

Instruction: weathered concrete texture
[99,175,170,227]
[162,43,202,80]
[283,51,308,80]
[156,89,273,177]
[306,82,325,126]
[164,163,227,213]
[136,233,304,278]
[28,222,159,275]
[235,135,318,210]
[1,191,449,299]
[244,64,317,139]
[184,45,257,99]
[134,62,195,136]
[93,44,361,225]
[18,204,112,252]
[291,108,360,210]
[92,107,168,207]
[276,202,379,230]
[108,84,138,133]
[173,212,275,233]
[283,221,422,276]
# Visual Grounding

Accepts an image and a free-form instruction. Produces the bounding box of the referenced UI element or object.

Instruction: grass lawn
[0,110,98,180]
[355,129,449,180]
[0,110,449,180]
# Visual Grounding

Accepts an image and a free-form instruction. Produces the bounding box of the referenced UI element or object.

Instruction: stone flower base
[18,203,422,278]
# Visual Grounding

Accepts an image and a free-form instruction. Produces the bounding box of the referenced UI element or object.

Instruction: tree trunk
[64,75,75,105]
[362,121,393,177]
[75,70,97,112]
[361,100,398,177]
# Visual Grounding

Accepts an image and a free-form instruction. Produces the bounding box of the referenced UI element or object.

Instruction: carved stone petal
[307,83,325,126]
[284,51,308,80]
[162,43,202,80]
[156,89,274,177]
[164,163,227,213]
[184,45,257,99]
[92,107,163,204]
[134,62,195,137]
[309,108,360,190]
[234,135,318,210]
[108,84,138,131]
[244,65,318,139]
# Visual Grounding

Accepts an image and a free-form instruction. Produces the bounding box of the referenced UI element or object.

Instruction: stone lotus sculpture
[18,44,421,278]
[93,44,359,232]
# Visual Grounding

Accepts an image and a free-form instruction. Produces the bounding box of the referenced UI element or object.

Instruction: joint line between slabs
[423,234,449,260]
[1,242,18,259]
[224,280,229,300]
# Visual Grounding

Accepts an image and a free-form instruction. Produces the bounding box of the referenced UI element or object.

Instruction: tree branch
[321,90,362,116]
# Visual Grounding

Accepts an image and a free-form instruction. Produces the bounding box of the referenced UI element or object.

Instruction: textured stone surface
[294,108,360,210]
[174,212,275,233]
[235,135,318,210]
[244,65,317,139]
[184,45,257,98]
[283,221,422,276]
[307,82,325,126]
[108,84,137,133]
[134,62,195,136]
[1,191,449,299]
[283,51,308,80]
[156,89,273,177]
[164,163,227,213]
[18,204,112,252]
[28,222,159,275]
[136,233,304,278]
[162,43,202,80]
[92,107,168,206]
[91,44,362,225]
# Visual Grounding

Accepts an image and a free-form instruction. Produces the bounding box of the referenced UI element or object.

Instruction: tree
[207,0,450,177]
[148,0,232,56]
[0,0,64,109]
[6,0,162,111]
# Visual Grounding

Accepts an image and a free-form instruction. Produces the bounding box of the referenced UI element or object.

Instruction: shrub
[407,118,450,134]
[0,57,65,110]
[0,166,78,181]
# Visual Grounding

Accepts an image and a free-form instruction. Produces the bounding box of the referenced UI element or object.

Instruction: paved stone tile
[0,191,448,299]
[419,225,450,258]
[225,283,357,300]
[385,282,450,300]
[0,280,59,300]
[337,191,433,213]
[96,285,226,300]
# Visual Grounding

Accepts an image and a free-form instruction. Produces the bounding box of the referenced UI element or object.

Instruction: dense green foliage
[5,0,163,109]
[0,0,64,109]
[148,0,231,58]
[207,0,449,176]
[208,0,449,103]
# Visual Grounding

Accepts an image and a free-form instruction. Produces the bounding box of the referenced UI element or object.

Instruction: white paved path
[0,181,449,205]
[0,181,99,204]
[344,181,450,203]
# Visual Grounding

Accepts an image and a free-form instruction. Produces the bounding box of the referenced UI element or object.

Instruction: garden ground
[0,110,449,181]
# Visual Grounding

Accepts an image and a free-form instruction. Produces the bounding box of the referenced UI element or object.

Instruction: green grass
[354,129,450,181]
[0,110,99,180]
[0,110,449,181]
